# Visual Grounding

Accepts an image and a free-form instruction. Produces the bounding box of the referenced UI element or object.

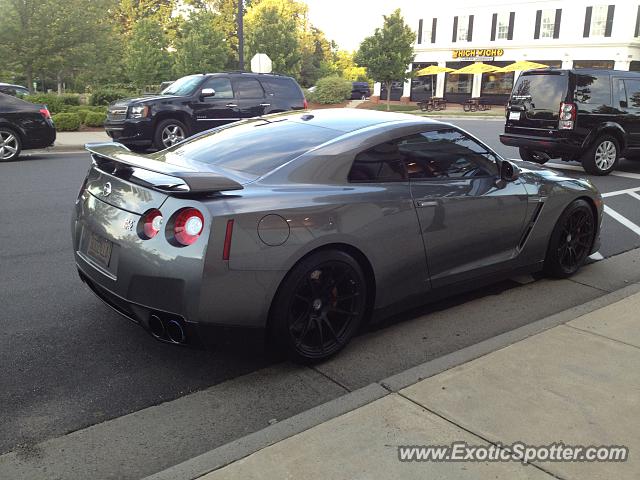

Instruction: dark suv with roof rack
[104,72,307,151]
[500,68,640,175]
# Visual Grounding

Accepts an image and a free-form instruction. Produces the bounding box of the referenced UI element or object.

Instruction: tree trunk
[57,71,63,95]
[26,66,33,94]
[386,81,391,111]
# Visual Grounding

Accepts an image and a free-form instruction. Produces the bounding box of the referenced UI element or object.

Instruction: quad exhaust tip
[149,314,165,338]
[166,319,186,344]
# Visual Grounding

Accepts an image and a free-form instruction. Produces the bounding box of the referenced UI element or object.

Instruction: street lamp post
[238,0,244,71]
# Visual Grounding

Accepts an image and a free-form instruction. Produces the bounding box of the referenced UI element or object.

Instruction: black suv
[105,72,307,150]
[500,68,640,175]
[350,82,370,100]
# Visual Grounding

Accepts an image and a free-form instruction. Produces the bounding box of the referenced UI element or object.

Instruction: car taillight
[39,107,51,119]
[303,98,308,109]
[559,102,576,130]
[140,209,163,239]
[174,208,204,246]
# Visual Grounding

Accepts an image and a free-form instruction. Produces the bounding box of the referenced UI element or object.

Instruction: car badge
[123,218,135,231]
[103,182,112,197]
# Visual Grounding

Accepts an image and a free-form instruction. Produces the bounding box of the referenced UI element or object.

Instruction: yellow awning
[495,61,549,72]
[415,65,455,76]
[450,62,499,74]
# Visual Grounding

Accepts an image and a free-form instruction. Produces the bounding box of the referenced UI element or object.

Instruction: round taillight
[140,209,163,239]
[174,208,204,246]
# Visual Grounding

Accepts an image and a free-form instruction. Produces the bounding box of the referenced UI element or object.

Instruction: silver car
[72,109,603,362]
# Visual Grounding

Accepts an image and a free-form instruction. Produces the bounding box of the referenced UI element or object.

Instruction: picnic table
[417,97,447,112]
[463,97,492,112]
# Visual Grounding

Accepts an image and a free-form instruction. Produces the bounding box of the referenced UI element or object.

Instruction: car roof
[274,108,440,133]
[0,82,27,88]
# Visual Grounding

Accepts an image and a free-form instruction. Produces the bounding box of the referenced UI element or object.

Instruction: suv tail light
[174,208,204,246]
[559,102,576,130]
[140,209,163,239]
[39,107,51,119]
[303,98,308,109]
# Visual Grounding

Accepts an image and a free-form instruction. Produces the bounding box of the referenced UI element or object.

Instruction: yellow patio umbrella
[414,65,455,98]
[450,62,500,74]
[495,60,549,72]
[415,65,455,76]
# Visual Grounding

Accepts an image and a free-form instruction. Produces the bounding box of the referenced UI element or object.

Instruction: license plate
[87,231,113,268]
[509,111,521,121]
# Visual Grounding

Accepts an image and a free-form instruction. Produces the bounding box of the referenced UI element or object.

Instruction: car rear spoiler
[84,142,244,193]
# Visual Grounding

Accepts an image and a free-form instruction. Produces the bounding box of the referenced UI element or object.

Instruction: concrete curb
[143,280,640,480]
[142,383,389,480]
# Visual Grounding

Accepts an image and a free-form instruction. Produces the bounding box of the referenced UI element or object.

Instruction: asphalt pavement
[2,118,640,478]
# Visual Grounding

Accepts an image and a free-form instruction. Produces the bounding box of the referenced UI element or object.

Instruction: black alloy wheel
[519,147,550,165]
[544,199,596,278]
[272,250,367,363]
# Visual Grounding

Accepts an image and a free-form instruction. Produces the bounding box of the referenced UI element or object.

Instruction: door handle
[259,103,271,107]
[415,200,438,208]
[225,103,237,108]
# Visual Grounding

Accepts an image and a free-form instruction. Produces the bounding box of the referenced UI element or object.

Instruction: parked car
[500,68,640,175]
[159,80,174,92]
[0,92,55,161]
[104,72,307,151]
[74,109,602,362]
[350,81,371,100]
[0,83,29,98]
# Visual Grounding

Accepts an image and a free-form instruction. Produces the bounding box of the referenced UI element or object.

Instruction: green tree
[355,9,414,110]
[173,11,228,78]
[125,17,172,87]
[244,0,305,78]
[115,0,176,34]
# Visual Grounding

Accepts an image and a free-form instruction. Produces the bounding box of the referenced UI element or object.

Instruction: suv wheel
[0,128,21,161]
[519,147,550,164]
[154,119,188,150]
[582,135,619,175]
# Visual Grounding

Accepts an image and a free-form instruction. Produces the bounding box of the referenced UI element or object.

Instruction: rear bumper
[105,118,154,146]
[500,132,582,155]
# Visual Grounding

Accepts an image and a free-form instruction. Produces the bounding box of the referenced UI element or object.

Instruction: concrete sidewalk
[197,292,640,479]
[48,130,110,151]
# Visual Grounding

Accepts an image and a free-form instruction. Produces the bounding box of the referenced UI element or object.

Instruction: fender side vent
[517,200,545,251]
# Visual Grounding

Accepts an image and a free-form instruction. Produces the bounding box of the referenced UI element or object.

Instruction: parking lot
[2,117,640,478]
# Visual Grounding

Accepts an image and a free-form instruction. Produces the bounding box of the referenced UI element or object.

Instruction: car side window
[201,77,233,99]
[574,74,611,111]
[235,78,265,99]
[624,79,640,109]
[348,142,408,183]
[399,129,499,180]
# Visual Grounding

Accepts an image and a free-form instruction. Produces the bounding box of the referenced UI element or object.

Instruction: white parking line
[602,187,640,198]
[627,191,640,202]
[604,205,640,236]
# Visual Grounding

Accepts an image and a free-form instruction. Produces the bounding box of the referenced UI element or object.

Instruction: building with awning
[374,0,640,105]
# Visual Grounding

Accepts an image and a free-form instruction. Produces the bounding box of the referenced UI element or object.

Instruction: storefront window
[445,74,472,94]
[573,60,614,70]
[481,72,514,95]
[411,63,437,102]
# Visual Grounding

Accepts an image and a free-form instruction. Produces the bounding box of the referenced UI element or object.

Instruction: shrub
[25,94,64,114]
[52,112,81,131]
[307,76,352,104]
[75,109,92,124]
[59,94,80,106]
[84,111,107,127]
[90,89,132,106]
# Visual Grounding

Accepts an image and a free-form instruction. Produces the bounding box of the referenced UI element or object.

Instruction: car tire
[519,147,550,164]
[154,119,189,150]
[271,250,368,363]
[543,199,596,278]
[581,135,619,175]
[0,127,22,162]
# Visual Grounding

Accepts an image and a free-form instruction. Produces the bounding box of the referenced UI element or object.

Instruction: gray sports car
[72,109,603,362]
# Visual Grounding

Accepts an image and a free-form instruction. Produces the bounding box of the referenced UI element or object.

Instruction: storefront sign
[452,48,504,59]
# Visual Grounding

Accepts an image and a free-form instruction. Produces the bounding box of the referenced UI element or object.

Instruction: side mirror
[201,88,215,98]
[500,160,519,182]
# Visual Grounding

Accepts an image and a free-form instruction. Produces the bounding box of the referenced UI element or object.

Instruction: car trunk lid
[85,142,245,215]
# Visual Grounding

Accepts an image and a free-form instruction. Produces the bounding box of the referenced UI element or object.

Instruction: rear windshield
[511,73,567,113]
[163,118,339,176]
[260,77,302,98]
